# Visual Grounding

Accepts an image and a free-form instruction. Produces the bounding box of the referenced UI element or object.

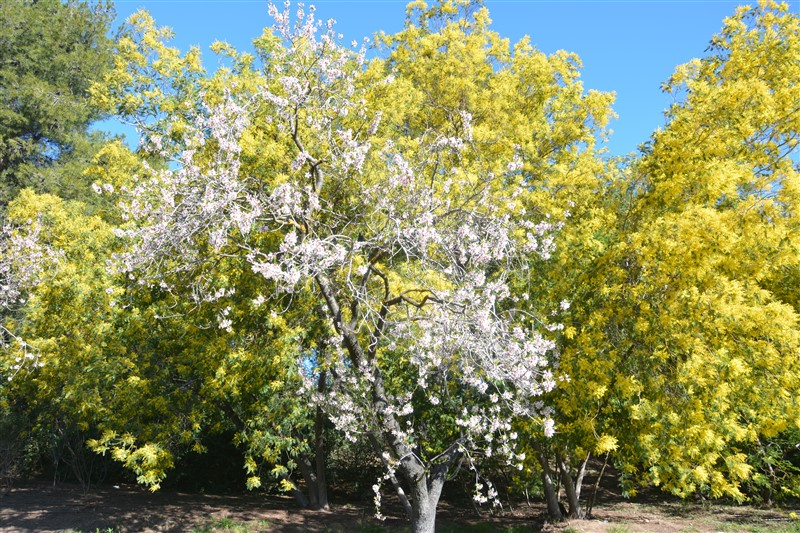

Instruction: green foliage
[0,0,114,207]
[742,429,800,503]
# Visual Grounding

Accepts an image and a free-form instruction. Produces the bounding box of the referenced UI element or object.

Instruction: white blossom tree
[109,4,563,531]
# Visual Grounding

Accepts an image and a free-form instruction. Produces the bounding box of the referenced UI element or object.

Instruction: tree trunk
[575,452,590,502]
[406,463,449,533]
[557,452,582,518]
[313,371,329,509]
[298,458,319,508]
[411,499,437,533]
[410,482,437,533]
[312,405,329,509]
[586,452,609,518]
[281,470,310,508]
[536,445,564,521]
[297,406,329,509]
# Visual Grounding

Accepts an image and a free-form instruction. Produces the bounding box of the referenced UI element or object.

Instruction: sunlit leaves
[548,0,800,502]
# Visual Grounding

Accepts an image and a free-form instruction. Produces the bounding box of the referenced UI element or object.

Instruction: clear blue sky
[103,0,799,156]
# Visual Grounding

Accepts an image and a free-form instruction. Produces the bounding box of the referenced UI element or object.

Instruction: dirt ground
[0,481,798,533]
[548,500,799,533]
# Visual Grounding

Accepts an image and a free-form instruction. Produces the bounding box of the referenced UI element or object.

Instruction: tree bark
[280,470,310,508]
[409,477,437,533]
[298,457,319,509]
[575,452,590,502]
[536,444,564,521]
[311,369,329,509]
[557,452,582,518]
[313,405,329,509]
[405,460,450,533]
[586,452,609,518]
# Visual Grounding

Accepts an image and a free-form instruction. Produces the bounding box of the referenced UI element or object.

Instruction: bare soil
[0,481,797,533]
[547,500,799,533]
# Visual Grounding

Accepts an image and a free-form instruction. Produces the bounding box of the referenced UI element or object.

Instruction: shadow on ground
[0,482,550,532]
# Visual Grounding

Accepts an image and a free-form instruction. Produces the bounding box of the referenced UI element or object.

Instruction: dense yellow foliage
[547,0,800,500]
[1,0,797,505]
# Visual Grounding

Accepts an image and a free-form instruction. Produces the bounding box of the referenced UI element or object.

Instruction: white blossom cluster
[0,220,60,310]
[0,220,59,380]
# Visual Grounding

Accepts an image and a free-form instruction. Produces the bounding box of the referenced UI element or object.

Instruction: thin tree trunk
[586,452,610,518]
[536,445,564,521]
[313,369,329,509]
[313,406,329,509]
[575,452,590,502]
[296,375,330,510]
[557,452,582,518]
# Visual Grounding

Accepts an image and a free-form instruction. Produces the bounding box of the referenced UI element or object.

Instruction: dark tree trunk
[297,374,330,510]
[298,457,318,508]
[557,452,583,518]
[586,452,610,518]
[536,444,564,521]
[313,371,329,509]
[281,470,311,508]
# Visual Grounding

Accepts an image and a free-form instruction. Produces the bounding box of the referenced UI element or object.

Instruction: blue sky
[103,0,799,156]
